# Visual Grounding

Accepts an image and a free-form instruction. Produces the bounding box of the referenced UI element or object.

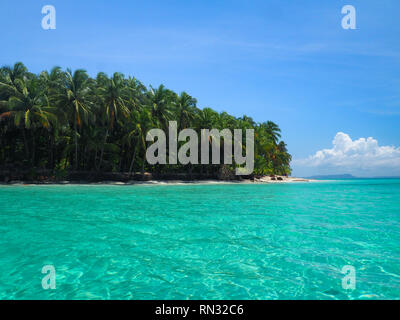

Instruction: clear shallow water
[0,179,399,300]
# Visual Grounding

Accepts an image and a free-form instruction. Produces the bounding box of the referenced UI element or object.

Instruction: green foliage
[54,163,68,180]
[0,62,292,176]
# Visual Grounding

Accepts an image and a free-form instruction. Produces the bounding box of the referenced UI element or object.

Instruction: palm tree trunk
[93,146,98,171]
[48,133,53,169]
[31,131,35,166]
[74,119,78,170]
[118,147,124,172]
[21,128,29,160]
[98,128,108,171]
[141,154,145,176]
[83,145,88,170]
[128,146,137,177]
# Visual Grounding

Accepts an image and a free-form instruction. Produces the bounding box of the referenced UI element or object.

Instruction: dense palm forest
[0,62,291,181]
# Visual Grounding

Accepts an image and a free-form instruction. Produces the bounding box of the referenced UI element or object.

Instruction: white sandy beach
[2,176,314,186]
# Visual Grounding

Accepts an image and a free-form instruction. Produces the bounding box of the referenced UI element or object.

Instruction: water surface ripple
[0,179,399,299]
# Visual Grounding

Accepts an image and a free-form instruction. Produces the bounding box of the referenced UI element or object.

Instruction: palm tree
[0,75,55,164]
[0,62,28,87]
[95,72,129,170]
[264,121,281,144]
[276,141,292,175]
[148,85,173,130]
[125,108,154,176]
[55,69,91,170]
[196,107,218,129]
[175,92,197,131]
[40,67,65,96]
[125,76,147,112]
[39,67,66,168]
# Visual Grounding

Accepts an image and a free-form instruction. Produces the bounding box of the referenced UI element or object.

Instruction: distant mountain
[305,174,357,180]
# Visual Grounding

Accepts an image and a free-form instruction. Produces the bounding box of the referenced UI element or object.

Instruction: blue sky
[1,0,399,176]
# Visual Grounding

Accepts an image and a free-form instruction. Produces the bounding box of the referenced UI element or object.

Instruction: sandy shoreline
[1,176,315,186]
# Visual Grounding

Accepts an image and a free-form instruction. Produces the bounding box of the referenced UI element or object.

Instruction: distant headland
[304,174,400,180]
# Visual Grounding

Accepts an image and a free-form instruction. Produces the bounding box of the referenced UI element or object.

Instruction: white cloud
[294,132,400,176]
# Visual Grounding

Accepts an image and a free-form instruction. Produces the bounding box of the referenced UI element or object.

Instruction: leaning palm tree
[55,69,91,170]
[264,120,281,144]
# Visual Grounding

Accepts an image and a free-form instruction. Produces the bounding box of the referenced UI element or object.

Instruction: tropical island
[0,63,294,183]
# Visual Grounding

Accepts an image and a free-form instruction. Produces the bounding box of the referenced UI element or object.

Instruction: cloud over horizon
[293,132,400,177]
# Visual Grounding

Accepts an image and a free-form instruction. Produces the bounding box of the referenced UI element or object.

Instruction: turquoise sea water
[0,179,399,300]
